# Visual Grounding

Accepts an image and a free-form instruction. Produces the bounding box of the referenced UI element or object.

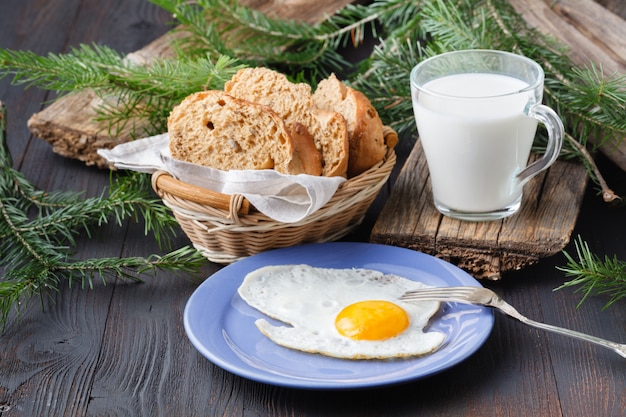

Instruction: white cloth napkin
[97,134,346,223]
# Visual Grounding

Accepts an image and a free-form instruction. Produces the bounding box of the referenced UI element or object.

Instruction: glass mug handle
[517,104,564,185]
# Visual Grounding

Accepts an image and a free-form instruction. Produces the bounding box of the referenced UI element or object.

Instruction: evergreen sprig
[556,236,626,310]
[149,0,376,76]
[564,64,626,148]
[0,45,244,136]
[0,103,205,329]
[2,0,623,165]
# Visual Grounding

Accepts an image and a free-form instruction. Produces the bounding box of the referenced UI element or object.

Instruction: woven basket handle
[151,171,250,215]
[383,125,398,148]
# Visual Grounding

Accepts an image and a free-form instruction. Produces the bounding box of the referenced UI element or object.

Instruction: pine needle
[556,236,626,310]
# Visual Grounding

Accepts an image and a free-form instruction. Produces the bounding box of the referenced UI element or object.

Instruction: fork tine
[401,286,476,297]
[399,286,478,302]
[399,293,454,302]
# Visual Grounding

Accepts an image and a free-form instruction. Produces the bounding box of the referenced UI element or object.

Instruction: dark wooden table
[1,1,625,416]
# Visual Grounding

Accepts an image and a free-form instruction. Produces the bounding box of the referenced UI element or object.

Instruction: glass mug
[410,50,564,221]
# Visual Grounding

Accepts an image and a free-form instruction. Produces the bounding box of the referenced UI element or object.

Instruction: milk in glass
[414,73,538,213]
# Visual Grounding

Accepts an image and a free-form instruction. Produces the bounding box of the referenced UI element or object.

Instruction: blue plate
[184,242,494,389]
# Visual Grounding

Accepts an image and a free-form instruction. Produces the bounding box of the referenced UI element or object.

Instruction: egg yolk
[334,300,410,341]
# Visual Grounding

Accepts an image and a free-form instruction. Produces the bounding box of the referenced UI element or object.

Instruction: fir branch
[0,246,205,328]
[149,0,391,76]
[560,64,626,148]
[352,36,422,138]
[563,132,620,203]
[0,161,179,250]
[59,246,206,290]
[151,0,336,71]
[556,236,626,310]
[0,45,244,136]
[2,0,622,162]
[96,54,245,136]
[0,44,131,92]
[418,0,497,50]
[0,43,233,95]
[0,103,206,329]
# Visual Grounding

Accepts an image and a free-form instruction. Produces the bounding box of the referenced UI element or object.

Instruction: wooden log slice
[370,141,589,280]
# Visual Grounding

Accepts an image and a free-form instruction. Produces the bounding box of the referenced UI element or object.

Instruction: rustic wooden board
[26,0,355,168]
[27,31,183,167]
[370,141,589,280]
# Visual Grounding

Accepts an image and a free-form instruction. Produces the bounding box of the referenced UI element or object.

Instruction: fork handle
[496,302,626,358]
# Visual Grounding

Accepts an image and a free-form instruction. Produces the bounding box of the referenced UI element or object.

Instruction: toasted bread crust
[168,91,321,175]
[313,74,389,177]
[225,67,349,177]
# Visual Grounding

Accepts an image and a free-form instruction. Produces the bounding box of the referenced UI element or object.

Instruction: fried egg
[237,264,445,360]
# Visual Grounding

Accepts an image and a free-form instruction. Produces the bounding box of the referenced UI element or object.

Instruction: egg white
[237,264,445,360]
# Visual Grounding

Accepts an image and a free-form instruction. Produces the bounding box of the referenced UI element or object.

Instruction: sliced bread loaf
[167,90,321,175]
[224,67,349,177]
[313,74,392,177]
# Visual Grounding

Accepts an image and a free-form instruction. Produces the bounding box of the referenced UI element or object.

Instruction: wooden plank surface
[2,1,626,416]
[370,141,589,279]
[514,0,625,74]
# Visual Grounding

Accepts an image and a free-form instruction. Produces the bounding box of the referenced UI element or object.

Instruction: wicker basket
[151,131,397,264]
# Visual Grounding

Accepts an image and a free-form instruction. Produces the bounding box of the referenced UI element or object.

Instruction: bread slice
[224,67,349,177]
[313,73,390,177]
[287,122,323,176]
[167,90,321,175]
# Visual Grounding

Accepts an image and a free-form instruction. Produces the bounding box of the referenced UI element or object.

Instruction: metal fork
[400,286,626,358]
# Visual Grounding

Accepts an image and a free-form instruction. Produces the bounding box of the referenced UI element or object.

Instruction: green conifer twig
[556,236,626,310]
[0,102,205,329]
